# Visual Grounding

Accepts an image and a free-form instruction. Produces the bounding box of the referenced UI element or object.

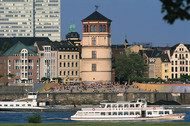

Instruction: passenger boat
[0,92,48,111]
[71,98,186,121]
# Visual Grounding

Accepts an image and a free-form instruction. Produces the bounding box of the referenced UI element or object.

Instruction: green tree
[160,0,190,24]
[52,77,62,83]
[2,41,11,54]
[0,75,3,78]
[27,113,42,123]
[115,52,147,84]
[41,77,50,82]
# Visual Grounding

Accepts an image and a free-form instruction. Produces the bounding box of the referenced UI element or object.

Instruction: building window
[72,62,74,67]
[92,64,96,71]
[76,62,78,67]
[64,71,66,75]
[165,70,168,73]
[72,55,74,59]
[92,51,96,58]
[72,71,74,75]
[64,62,66,67]
[186,54,188,58]
[68,62,70,67]
[165,64,168,67]
[92,37,96,45]
[99,25,102,32]
[175,61,177,65]
[175,54,177,58]
[76,71,78,75]
[94,25,97,32]
[175,67,177,72]
[103,25,106,32]
[60,71,62,76]
[90,25,93,32]
[68,55,70,59]
[172,67,174,72]
[59,55,62,59]
[68,71,70,75]
[86,25,88,32]
[76,55,78,59]
[172,61,174,65]
[84,25,86,32]
[59,62,62,67]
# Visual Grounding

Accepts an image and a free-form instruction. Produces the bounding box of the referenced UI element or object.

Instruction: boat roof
[100,102,143,105]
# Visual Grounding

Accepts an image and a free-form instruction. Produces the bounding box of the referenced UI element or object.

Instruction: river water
[0,111,190,123]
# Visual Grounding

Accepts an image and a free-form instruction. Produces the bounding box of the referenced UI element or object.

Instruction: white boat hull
[71,113,186,121]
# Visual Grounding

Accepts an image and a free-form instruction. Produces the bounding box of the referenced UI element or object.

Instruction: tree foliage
[2,41,11,54]
[0,75,3,78]
[52,77,62,83]
[41,77,50,82]
[27,113,42,123]
[160,0,190,24]
[115,52,147,83]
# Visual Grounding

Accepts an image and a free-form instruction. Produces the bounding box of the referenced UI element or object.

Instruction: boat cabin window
[22,104,25,106]
[138,100,142,102]
[159,111,164,115]
[77,112,82,116]
[130,112,134,115]
[130,104,134,108]
[4,104,8,106]
[136,104,140,107]
[28,104,31,106]
[107,105,111,108]
[0,104,2,106]
[165,111,169,114]
[100,104,105,108]
[101,112,105,115]
[16,104,19,106]
[124,104,128,108]
[118,104,123,108]
[112,105,117,108]
[124,112,128,115]
[113,112,117,115]
[118,112,123,115]
[135,111,140,115]
[10,104,13,107]
[108,112,111,115]
[153,111,157,115]
[147,111,152,115]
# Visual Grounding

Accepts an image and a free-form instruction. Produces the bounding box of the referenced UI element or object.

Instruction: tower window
[99,25,102,32]
[92,64,96,71]
[94,25,97,32]
[84,25,86,32]
[92,51,96,58]
[103,25,106,32]
[86,25,88,32]
[92,37,96,45]
[90,25,93,32]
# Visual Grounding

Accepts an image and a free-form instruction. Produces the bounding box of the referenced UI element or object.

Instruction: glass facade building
[0,0,60,41]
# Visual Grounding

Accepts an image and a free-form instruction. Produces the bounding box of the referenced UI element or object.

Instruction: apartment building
[34,41,58,80]
[0,0,60,41]
[0,42,39,85]
[55,41,81,83]
[169,43,190,79]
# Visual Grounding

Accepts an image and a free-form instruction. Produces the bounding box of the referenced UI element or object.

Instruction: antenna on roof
[95,5,99,11]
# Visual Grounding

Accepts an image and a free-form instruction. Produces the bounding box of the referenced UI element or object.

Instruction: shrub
[27,113,42,123]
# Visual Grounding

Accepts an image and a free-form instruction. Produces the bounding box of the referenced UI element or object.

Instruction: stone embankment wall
[0,92,190,105]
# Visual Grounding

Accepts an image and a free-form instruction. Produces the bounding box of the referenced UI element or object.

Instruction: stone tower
[81,11,112,82]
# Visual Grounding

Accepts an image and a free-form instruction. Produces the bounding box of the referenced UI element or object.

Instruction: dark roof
[160,54,170,62]
[170,43,180,56]
[0,37,50,51]
[35,41,57,51]
[66,32,80,39]
[111,45,125,48]
[82,11,111,22]
[139,50,154,57]
[3,42,37,56]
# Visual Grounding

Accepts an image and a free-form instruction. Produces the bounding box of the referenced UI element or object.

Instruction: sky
[61,0,190,47]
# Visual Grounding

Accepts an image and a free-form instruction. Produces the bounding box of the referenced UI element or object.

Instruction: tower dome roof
[82,11,112,22]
